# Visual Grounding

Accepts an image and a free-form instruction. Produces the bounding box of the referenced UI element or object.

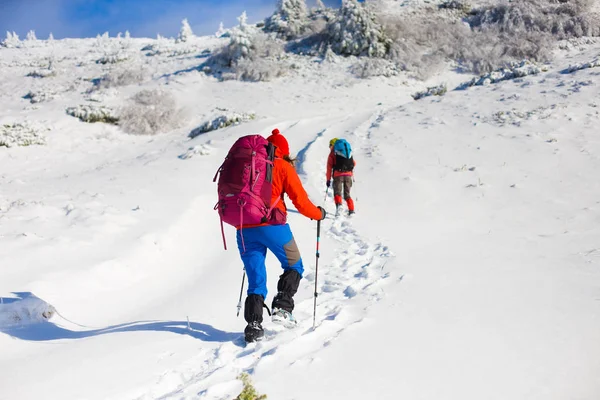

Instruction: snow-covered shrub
[216,22,231,38]
[205,12,287,81]
[412,84,448,100]
[0,294,56,327]
[25,30,37,41]
[0,122,48,147]
[119,89,184,135]
[177,18,195,43]
[350,57,399,78]
[235,373,267,400]
[328,0,390,57]
[66,105,119,124]
[93,66,147,90]
[143,37,199,57]
[24,89,56,103]
[48,33,55,42]
[383,14,552,76]
[469,0,600,39]
[189,110,256,138]
[26,63,57,78]
[439,0,472,15]
[179,144,212,159]
[563,58,600,73]
[1,31,21,48]
[265,0,309,39]
[96,52,129,64]
[456,60,548,90]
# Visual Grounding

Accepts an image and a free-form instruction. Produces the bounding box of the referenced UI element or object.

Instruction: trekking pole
[323,187,329,202]
[312,219,321,330]
[236,268,246,317]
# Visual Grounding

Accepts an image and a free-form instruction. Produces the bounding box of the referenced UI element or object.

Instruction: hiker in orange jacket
[326,138,355,215]
[238,128,326,342]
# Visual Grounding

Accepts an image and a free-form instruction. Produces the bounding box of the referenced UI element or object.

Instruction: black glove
[326,180,331,188]
[318,206,327,220]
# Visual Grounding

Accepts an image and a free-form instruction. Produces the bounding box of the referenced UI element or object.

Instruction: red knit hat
[267,128,290,157]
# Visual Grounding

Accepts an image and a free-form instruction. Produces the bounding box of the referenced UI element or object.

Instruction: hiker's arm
[326,152,334,181]
[284,163,322,220]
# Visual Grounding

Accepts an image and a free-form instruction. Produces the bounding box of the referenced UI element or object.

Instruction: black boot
[244,294,265,343]
[272,270,301,313]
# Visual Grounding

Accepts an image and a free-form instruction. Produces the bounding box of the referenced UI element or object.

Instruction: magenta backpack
[213,135,280,250]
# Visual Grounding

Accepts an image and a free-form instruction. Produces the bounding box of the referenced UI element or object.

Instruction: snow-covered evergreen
[328,0,389,57]
[265,0,309,39]
[26,30,37,41]
[215,22,230,38]
[2,31,21,48]
[177,18,194,43]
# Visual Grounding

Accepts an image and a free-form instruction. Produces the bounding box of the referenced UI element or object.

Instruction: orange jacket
[326,150,356,181]
[239,157,322,228]
[272,158,322,220]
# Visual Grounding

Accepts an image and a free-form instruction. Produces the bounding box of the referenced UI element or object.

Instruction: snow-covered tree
[2,31,21,48]
[328,0,389,58]
[225,11,254,65]
[215,22,230,38]
[265,0,309,39]
[315,0,326,10]
[177,18,194,43]
[125,30,131,39]
[26,30,37,41]
[48,33,54,41]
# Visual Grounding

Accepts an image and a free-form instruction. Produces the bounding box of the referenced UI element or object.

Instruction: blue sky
[0,0,341,39]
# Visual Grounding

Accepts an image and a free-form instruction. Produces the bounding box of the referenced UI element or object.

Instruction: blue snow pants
[236,224,304,299]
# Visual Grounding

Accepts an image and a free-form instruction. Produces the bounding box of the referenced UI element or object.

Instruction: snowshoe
[244,321,264,343]
[271,308,298,328]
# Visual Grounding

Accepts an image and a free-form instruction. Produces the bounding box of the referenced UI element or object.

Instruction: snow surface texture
[1,12,600,400]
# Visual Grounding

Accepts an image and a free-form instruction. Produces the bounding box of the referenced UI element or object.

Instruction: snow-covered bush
[205,12,287,81]
[189,110,256,138]
[350,57,399,78]
[456,60,548,90]
[327,0,390,57]
[469,0,600,39]
[93,66,147,89]
[412,84,448,100]
[96,52,130,64]
[119,89,184,135]
[66,105,119,124]
[265,0,309,39]
[1,31,21,48]
[177,18,195,43]
[179,144,212,159]
[383,15,553,76]
[0,294,56,328]
[0,122,48,147]
[24,89,56,103]
[563,58,600,73]
[439,0,472,15]
[26,63,57,78]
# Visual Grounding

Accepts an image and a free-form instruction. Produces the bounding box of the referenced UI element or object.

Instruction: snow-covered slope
[1,30,599,400]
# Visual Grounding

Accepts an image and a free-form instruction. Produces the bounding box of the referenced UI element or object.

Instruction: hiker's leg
[237,228,268,300]
[333,176,343,206]
[344,176,354,211]
[262,224,303,313]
